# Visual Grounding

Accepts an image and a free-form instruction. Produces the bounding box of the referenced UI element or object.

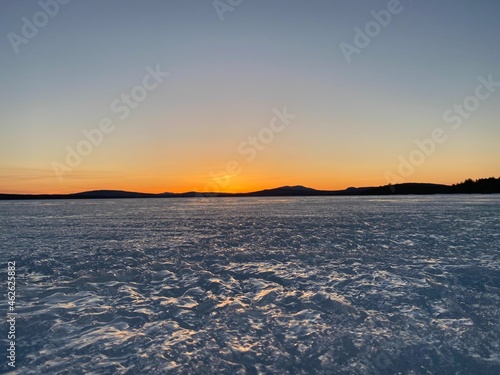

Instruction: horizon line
[1,177,499,197]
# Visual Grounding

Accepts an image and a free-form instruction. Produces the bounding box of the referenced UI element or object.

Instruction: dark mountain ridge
[1,178,499,200]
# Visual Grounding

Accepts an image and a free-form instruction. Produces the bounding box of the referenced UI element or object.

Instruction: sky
[0,0,499,194]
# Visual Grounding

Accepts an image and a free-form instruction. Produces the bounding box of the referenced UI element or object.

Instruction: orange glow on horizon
[2,169,496,195]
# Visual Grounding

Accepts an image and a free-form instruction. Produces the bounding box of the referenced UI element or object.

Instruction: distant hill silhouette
[450,177,500,194]
[243,185,326,196]
[1,177,499,200]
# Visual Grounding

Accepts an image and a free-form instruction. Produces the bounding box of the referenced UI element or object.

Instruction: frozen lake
[1,196,499,374]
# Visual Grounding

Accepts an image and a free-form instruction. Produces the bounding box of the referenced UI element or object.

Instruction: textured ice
[0,196,499,374]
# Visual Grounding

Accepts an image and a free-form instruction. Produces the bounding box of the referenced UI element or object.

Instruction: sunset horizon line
[2,176,498,196]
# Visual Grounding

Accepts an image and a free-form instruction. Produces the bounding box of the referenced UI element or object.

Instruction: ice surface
[0,196,499,374]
